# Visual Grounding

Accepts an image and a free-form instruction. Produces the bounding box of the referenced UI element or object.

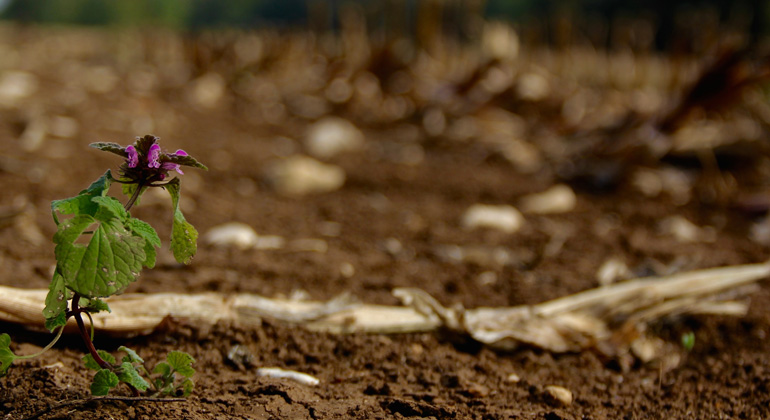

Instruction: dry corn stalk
[0,262,767,357]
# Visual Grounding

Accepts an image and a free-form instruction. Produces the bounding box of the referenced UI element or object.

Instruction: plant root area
[1,26,770,420]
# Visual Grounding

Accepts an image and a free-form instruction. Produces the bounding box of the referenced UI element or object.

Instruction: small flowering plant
[0,135,206,398]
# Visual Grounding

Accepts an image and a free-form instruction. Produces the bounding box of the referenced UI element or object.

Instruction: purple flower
[161,161,184,175]
[148,144,161,168]
[172,149,188,157]
[125,145,139,168]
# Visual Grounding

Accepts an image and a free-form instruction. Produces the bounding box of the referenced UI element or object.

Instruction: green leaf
[92,196,127,222]
[44,312,66,332]
[0,333,18,378]
[164,154,208,170]
[126,218,161,269]
[119,346,144,364]
[51,171,113,224]
[59,217,147,299]
[152,361,172,377]
[165,179,198,265]
[117,362,150,391]
[83,350,116,370]
[53,215,94,279]
[43,270,71,330]
[91,369,119,396]
[166,351,195,377]
[82,297,111,313]
[180,378,195,397]
[89,142,128,158]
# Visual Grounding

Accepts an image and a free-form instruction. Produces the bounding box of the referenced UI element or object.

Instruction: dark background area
[1,0,768,52]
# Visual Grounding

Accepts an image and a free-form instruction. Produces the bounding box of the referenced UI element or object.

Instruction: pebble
[257,367,320,386]
[506,372,521,383]
[544,385,573,406]
[204,222,259,250]
[596,257,632,286]
[462,204,524,234]
[264,155,345,196]
[0,71,38,107]
[305,116,364,158]
[659,215,716,243]
[519,184,576,214]
[189,72,225,108]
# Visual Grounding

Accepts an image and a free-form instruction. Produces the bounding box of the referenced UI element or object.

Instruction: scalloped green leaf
[117,362,149,391]
[164,154,208,170]
[82,297,111,313]
[51,171,112,224]
[153,361,172,377]
[58,217,146,299]
[43,270,71,331]
[89,142,127,158]
[119,346,144,364]
[181,378,195,397]
[0,333,18,378]
[92,196,127,222]
[166,351,195,377]
[165,179,198,265]
[83,350,117,371]
[91,369,119,396]
[126,218,160,269]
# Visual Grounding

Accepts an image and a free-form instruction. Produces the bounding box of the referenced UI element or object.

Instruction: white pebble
[189,72,225,109]
[257,367,320,386]
[462,204,524,234]
[659,216,716,243]
[596,257,632,286]
[265,155,345,196]
[544,385,573,406]
[204,222,258,250]
[305,116,364,159]
[0,71,38,106]
[519,184,576,214]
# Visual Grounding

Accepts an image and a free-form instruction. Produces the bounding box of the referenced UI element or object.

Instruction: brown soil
[1,25,770,419]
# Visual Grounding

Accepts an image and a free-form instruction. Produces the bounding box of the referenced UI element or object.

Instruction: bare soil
[1,25,769,419]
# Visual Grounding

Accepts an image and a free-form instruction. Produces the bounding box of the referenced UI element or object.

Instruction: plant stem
[124,182,145,212]
[71,294,140,397]
[71,295,110,370]
[15,326,65,360]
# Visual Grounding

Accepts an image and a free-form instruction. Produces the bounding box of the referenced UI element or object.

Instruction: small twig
[18,395,186,420]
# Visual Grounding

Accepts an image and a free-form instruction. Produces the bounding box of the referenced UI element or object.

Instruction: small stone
[340,262,355,278]
[596,257,632,286]
[204,222,259,250]
[544,385,572,406]
[659,215,716,243]
[189,72,225,108]
[0,71,38,107]
[257,367,320,386]
[506,373,520,383]
[462,204,524,234]
[305,116,364,159]
[265,155,345,196]
[519,184,576,214]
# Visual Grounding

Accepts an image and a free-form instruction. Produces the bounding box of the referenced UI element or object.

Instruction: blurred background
[1,0,770,303]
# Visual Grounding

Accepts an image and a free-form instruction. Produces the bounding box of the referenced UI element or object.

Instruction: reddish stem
[71,294,110,369]
[71,294,140,397]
